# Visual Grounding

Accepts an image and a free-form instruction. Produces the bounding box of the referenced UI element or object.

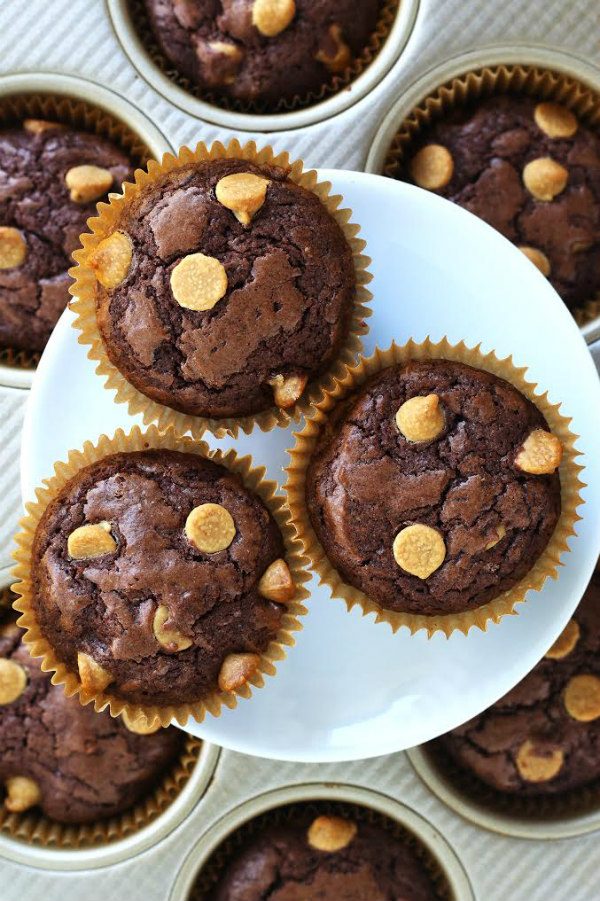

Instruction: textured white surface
[0,0,599,897]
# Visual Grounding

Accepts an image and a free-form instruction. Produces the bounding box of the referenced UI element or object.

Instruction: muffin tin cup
[11,423,310,728]
[365,51,600,327]
[68,139,372,438]
[0,71,172,391]
[107,0,418,131]
[168,782,474,901]
[407,745,600,841]
[285,336,584,637]
[0,740,220,871]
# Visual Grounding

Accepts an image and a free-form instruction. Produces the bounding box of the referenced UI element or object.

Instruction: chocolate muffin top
[207,808,439,901]
[144,0,382,106]
[30,449,295,707]
[0,616,183,824]
[432,570,600,796]
[306,360,562,617]
[91,157,355,419]
[0,119,133,353]
[403,95,600,313]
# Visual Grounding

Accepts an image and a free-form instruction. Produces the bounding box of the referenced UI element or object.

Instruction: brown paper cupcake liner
[382,63,600,327]
[127,0,399,116]
[68,139,372,438]
[0,734,201,849]
[12,424,310,727]
[0,91,152,373]
[286,337,584,637]
[189,800,452,901]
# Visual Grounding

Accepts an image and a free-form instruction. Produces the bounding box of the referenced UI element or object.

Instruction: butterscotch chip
[153,605,193,652]
[218,652,261,692]
[523,157,568,201]
[564,674,600,722]
[67,521,117,560]
[485,523,506,550]
[0,659,27,705]
[410,145,454,191]
[315,24,352,73]
[393,524,446,579]
[65,164,114,204]
[516,739,564,783]
[77,651,113,692]
[258,558,295,602]
[207,41,244,85]
[395,394,444,443]
[170,252,228,311]
[252,0,296,36]
[268,372,308,409]
[23,118,64,134]
[0,226,27,269]
[518,246,551,277]
[514,429,563,475]
[121,710,162,734]
[545,619,580,660]
[4,776,41,813]
[185,503,236,553]
[307,815,357,852]
[90,230,133,290]
[534,102,578,139]
[215,172,270,226]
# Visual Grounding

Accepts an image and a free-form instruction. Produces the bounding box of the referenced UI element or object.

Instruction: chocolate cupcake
[0,119,133,354]
[0,614,183,825]
[402,95,600,315]
[143,0,382,107]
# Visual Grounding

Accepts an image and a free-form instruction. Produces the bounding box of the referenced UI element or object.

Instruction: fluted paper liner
[382,63,600,328]
[0,90,151,373]
[0,733,201,850]
[12,424,309,727]
[189,800,452,901]
[127,0,400,115]
[69,139,372,438]
[286,338,584,637]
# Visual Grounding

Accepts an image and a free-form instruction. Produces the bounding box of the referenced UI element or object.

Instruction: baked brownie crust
[306,360,561,616]
[31,449,286,706]
[96,158,355,418]
[0,123,132,352]
[144,0,381,106]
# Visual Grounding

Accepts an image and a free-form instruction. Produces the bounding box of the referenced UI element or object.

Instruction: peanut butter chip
[516,740,564,783]
[90,230,133,290]
[315,24,352,73]
[393,524,446,579]
[185,503,236,553]
[23,118,63,134]
[534,102,578,139]
[258,558,295,602]
[514,429,563,475]
[485,523,506,550]
[218,652,261,692]
[396,394,445,442]
[518,246,551,277]
[252,0,296,36]
[523,157,568,201]
[153,605,193,652]
[170,252,228,311]
[564,674,600,722]
[77,652,113,692]
[65,164,114,204]
[268,372,308,409]
[545,619,580,660]
[410,145,454,191]
[215,172,270,226]
[121,710,162,734]
[0,659,27,705]
[4,776,41,813]
[0,226,27,269]
[67,521,117,560]
[307,816,358,852]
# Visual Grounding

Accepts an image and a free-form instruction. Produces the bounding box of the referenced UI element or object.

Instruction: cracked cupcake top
[92,157,356,419]
[0,120,132,353]
[31,449,296,706]
[432,570,600,796]
[144,0,381,106]
[305,360,562,617]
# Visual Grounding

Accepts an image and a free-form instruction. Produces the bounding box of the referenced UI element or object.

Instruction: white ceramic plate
[21,170,600,763]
